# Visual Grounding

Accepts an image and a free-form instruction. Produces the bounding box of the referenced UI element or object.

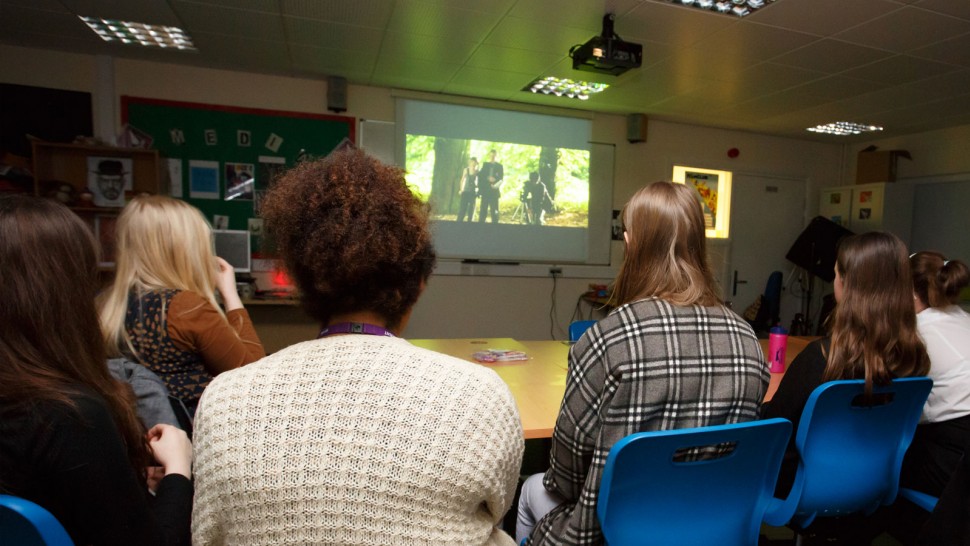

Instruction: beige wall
[3,44,868,343]
[844,124,970,182]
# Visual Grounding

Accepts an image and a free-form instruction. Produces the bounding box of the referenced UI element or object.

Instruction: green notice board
[122,96,355,241]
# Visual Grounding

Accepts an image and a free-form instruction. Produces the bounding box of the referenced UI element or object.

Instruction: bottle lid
[770,326,788,335]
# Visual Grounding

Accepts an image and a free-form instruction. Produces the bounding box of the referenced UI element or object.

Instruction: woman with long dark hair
[0,195,193,545]
[764,232,930,492]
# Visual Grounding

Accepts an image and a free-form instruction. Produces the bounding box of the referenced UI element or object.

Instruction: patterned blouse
[124,289,265,411]
[527,297,769,546]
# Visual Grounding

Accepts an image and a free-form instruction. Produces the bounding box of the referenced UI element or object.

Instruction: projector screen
[397,98,612,265]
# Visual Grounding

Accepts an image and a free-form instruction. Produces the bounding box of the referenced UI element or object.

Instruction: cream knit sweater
[191,336,524,546]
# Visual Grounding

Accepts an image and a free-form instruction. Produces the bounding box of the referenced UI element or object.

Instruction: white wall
[4,44,855,343]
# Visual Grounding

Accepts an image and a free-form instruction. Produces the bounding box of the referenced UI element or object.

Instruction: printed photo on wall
[87,157,132,207]
[225,162,255,201]
[685,171,719,229]
[189,160,220,199]
[257,156,286,188]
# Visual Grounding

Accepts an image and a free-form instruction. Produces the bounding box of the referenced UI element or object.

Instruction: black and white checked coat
[528,297,769,546]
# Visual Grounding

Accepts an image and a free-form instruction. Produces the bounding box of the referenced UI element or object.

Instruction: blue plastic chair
[0,495,74,546]
[568,320,596,342]
[764,377,933,530]
[898,487,938,513]
[597,418,792,546]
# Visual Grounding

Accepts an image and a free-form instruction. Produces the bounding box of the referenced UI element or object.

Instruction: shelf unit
[31,141,163,267]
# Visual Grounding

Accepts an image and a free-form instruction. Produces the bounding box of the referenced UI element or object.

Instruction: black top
[0,386,192,546]
[762,337,829,496]
[763,337,829,442]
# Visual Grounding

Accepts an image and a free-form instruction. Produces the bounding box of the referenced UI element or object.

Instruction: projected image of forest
[405,135,590,227]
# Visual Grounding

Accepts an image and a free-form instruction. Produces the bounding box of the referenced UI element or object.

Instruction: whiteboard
[359,119,396,166]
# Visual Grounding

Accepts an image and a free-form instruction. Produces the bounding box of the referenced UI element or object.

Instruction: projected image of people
[406,137,590,229]
[478,149,504,223]
[456,157,479,222]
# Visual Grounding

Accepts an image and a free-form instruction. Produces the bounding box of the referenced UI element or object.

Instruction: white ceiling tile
[842,54,959,85]
[834,6,970,53]
[769,39,892,74]
[174,3,285,41]
[485,17,592,56]
[912,0,970,21]
[788,75,892,101]
[281,0,394,27]
[465,44,564,74]
[378,31,479,65]
[190,31,289,71]
[747,0,895,37]
[619,2,737,48]
[284,18,383,54]
[445,65,536,92]
[371,56,461,84]
[508,0,621,32]
[289,44,376,80]
[911,33,970,67]
[59,0,182,25]
[386,1,502,41]
[175,0,280,13]
[694,21,819,64]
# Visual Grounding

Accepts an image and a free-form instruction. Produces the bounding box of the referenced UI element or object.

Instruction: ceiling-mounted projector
[570,13,642,76]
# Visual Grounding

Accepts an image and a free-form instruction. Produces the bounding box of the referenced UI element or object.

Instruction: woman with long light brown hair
[99,195,264,414]
[0,194,192,545]
[517,181,768,546]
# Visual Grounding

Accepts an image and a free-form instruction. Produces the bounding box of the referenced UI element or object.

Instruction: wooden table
[410,336,817,439]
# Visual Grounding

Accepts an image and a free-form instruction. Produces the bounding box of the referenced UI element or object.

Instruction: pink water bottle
[768,326,788,373]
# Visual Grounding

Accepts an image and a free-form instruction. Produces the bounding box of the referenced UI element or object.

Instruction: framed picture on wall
[671,165,733,239]
[87,157,132,208]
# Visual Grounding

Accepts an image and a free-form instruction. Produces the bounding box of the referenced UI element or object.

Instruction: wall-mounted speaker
[626,113,647,143]
[327,76,348,113]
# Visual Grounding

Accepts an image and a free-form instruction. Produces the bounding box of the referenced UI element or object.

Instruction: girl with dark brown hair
[765,232,930,496]
[902,251,970,498]
[0,194,193,545]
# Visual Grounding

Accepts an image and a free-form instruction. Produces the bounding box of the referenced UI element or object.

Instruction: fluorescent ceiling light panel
[523,77,609,101]
[806,121,884,136]
[80,16,197,50]
[665,0,779,18]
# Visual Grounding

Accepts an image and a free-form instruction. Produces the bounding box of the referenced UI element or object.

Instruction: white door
[728,174,806,330]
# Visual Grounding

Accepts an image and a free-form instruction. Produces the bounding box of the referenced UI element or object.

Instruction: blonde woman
[517,182,768,546]
[100,195,265,414]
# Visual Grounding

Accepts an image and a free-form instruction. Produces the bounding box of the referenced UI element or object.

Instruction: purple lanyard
[317,322,396,339]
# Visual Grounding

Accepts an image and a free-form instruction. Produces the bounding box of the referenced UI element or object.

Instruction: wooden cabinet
[31,141,163,267]
[32,141,162,205]
[819,182,914,244]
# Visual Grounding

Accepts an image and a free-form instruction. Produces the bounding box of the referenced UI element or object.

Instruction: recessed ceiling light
[522,77,609,101]
[806,121,884,136]
[80,16,196,50]
[665,0,779,18]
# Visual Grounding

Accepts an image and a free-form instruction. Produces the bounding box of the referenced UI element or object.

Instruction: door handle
[733,270,748,297]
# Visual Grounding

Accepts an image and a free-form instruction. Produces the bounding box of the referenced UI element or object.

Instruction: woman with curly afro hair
[191,148,524,546]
